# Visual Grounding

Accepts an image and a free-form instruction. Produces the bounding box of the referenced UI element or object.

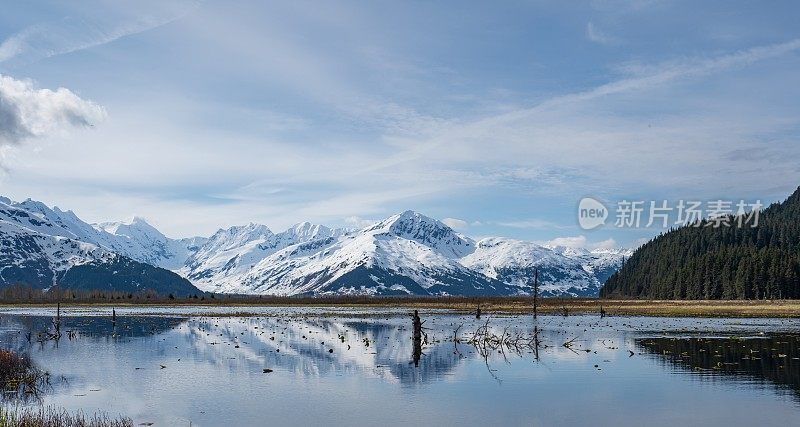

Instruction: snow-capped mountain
[462,238,631,297]
[197,211,512,295]
[0,197,198,294]
[95,217,195,269]
[544,245,632,286]
[0,196,629,297]
[179,221,348,290]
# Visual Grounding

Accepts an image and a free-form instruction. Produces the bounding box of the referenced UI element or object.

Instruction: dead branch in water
[462,319,546,361]
[458,318,546,382]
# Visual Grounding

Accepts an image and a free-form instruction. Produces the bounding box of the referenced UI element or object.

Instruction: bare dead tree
[463,318,547,381]
[453,323,464,358]
[53,302,61,337]
[533,268,539,319]
[411,310,423,366]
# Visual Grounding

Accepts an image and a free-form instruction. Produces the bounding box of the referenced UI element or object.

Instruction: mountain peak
[96,216,161,237]
[17,198,51,215]
[366,210,474,258]
[398,209,419,217]
[129,215,149,224]
[372,210,436,229]
[286,221,333,238]
[204,223,274,253]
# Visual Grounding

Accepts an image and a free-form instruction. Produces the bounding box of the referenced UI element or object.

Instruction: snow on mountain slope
[0,197,122,250]
[0,195,629,297]
[461,239,631,297]
[196,211,512,296]
[181,221,348,289]
[0,196,192,269]
[95,217,193,269]
[0,217,107,288]
[545,245,632,285]
[0,198,198,294]
[365,211,475,258]
[180,223,275,284]
[461,238,601,297]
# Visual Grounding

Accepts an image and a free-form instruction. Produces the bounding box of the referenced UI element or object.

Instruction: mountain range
[0,196,630,297]
[0,197,197,295]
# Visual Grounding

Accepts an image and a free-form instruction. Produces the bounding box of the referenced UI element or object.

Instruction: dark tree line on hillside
[601,187,800,299]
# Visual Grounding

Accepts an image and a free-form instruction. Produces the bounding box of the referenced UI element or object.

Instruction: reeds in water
[0,405,133,427]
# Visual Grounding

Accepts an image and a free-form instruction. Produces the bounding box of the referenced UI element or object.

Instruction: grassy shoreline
[2,297,800,318]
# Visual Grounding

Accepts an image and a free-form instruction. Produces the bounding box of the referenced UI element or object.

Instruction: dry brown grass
[0,405,132,427]
[0,351,49,401]
[4,297,800,317]
[302,298,800,317]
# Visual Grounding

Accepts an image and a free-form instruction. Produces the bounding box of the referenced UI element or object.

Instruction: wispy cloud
[2,2,798,245]
[586,22,619,45]
[505,38,800,119]
[441,217,468,230]
[387,37,800,199]
[0,1,201,64]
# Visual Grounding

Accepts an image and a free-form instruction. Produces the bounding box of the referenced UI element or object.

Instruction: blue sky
[0,0,799,247]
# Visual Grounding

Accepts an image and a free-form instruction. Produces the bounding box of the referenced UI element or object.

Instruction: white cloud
[441,217,468,229]
[591,238,618,250]
[344,215,377,229]
[0,74,105,148]
[496,219,564,229]
[539,235,618,250]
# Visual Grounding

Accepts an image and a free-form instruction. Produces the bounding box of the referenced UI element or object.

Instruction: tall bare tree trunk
[533,268,539,319]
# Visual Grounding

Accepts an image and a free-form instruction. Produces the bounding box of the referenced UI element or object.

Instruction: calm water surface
[0,307,799,426]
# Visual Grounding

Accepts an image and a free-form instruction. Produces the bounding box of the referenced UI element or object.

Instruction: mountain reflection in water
[1,311,800,427]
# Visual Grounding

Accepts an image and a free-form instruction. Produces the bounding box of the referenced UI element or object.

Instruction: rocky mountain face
[0,197,198,295]
[0,196,629,297]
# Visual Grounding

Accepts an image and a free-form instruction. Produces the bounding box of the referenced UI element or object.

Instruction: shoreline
[1,298,800,318]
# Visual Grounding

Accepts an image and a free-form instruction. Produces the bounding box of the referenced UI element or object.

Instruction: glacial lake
[1,306,799,426]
